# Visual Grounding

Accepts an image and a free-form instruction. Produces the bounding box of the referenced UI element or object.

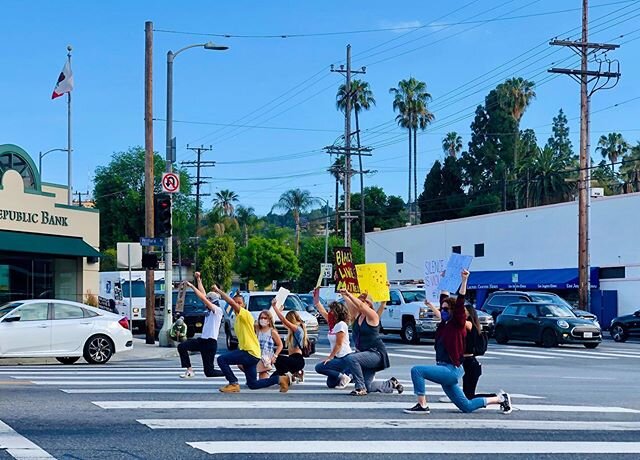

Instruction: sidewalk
[0,338,178,366]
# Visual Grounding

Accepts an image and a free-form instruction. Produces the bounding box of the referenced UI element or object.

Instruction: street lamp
[39,148,67,178]
[160,41,228,347]
[314,196,331,287]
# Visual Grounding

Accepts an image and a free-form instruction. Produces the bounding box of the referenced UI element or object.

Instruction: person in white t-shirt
[177,272,224,378]
[314,293,353,389]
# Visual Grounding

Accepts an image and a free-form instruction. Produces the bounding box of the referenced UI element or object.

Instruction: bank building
[0,144,100,305]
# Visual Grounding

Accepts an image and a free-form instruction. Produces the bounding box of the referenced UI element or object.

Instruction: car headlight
[133,308,140,313]
[557,320,570,329]
[419,307,430,319]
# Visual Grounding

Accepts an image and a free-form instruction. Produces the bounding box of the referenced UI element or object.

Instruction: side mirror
[634,310,640,317]
[527,313,536,319]
[4,315,20,323]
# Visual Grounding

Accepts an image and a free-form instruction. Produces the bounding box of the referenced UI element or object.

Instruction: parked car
[298,294,328,324]
[379,288,439,344]
[0,299,133,364]
[609,308,640,342]
[154,290,209,338]
[494,302,601,348]
[476,309,495,336]
[482,291,597,321]
[224,292,319,350]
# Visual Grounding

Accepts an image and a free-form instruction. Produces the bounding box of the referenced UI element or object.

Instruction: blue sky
[2,0,639,215]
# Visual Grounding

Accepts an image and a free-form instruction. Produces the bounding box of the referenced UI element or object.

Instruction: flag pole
[67,45,72,205]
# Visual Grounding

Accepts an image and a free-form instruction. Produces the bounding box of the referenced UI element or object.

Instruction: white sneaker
[335,373,351,389]
[438,396,450,403]
[179,370,195,379]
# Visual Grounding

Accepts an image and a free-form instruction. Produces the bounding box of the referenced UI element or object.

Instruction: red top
[435,293,467,367]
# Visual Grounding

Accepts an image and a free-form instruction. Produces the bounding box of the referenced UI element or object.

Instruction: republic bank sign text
[0,209,69,227]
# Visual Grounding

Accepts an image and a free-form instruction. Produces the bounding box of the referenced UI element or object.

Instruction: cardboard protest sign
[424,258,446,302]
[175,281,187,313]
[437,253,473,293]
[356,263,390,302]
[333,247,360,293]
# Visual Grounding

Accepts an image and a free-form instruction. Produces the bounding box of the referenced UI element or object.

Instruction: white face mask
[259,319,270,327]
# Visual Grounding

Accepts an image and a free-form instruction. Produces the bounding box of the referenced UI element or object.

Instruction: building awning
[0,230,101,258]
[467,267,599,290]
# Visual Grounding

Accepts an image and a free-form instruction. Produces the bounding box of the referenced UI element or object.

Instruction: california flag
[51,61,73,99]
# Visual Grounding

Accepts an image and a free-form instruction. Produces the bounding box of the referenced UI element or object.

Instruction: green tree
[521,146,574,206]
[93,146,192,250]
[297,235,364,292]
[497,77,536,209]
[236,237,301,288]
[596,132,629,171]
[620,142,640,193]
[418,158,465,223]
[235,205,257,246]
[591,160,619,195]
[390,77,435,221]
[337,79,375,243]
[328,155,345,232]
[100,248,117,271]
[213,189,239,217]
[199,235,236,291]
[442,132,463,158]
[349,187,408,241]
[545,109,574,161]
[272,189,317,255]
[418,160,444,223]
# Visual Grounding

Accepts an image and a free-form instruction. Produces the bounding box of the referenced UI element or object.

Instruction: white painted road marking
[140,418,640,430]
[92,400,640,413]
[188,440,640,454]
[0,420,55,459]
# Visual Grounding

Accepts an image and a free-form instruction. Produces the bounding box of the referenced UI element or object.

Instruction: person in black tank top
[462,304,496,400]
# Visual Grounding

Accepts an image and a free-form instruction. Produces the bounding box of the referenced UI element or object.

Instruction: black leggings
[274,353,305,375]
[462,356,496,399]
[178,338,219,377]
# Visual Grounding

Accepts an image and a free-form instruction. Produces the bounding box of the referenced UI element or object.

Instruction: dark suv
[154,290,208,338]
[482,291,597,322]
[609,309,640,342]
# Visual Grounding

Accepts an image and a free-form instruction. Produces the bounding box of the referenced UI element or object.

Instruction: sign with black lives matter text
[333,247,360,294]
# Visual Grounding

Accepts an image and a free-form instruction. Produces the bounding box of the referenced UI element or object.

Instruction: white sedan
[0,299,133,364]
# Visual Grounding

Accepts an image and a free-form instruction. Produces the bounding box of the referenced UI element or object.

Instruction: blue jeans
[410,363,487,413]
[315,356,350,388]
[343,351,393,393]
[217,350,260,388]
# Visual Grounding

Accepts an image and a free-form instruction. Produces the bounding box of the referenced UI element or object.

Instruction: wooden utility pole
[549,0,621,310]
[144,21,156,344]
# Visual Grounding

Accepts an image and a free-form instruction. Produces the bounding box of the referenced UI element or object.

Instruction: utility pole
[143,21,156,344]
[182,145,214,271]
[75,190,89,207]
[330,45,367,247]
[548,0,621,311]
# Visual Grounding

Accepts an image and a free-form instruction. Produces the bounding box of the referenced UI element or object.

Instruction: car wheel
[542,329,558,348]
[225,327,238,350]
[401,321,420,344]
[584,343,599,349]
[494,326,509,344]
[610,324,628,343]
[83,335,114,364]
[56,357,80,365]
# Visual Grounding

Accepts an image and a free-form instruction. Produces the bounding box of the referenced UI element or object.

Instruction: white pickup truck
[379,288,440,344]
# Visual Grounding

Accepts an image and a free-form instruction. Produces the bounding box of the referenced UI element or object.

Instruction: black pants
[274,352,305,376]
[462,356,496,399]
[178,338,223,377]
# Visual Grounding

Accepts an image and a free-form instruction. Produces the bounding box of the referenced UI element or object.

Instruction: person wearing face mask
[405,270,512,415]
[255,310,283,379]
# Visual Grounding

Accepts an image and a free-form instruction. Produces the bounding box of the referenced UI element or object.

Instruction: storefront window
[54,259,77,301]
[0,255,54,303]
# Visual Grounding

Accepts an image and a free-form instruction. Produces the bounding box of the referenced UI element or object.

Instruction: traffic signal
[154,194,172,237]
[141,253,159,270]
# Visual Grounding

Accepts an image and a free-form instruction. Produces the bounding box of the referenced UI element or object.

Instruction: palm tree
[523,146,573,206]
[337,79,375,244]
[497,77,536,209]
[620,142,640,193]
[235,205,257,246]
[272,189,317,255]
[390,77,434,223]
[213,189,239,217]
[596,132,629,171]
[328,155,345,232]
[442,132,463,158]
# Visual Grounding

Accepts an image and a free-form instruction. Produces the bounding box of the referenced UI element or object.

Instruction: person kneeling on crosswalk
[405,270,512,415]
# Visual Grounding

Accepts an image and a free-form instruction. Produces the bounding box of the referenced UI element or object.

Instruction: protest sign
[274,287,290,308]
[424,258,446,302]
[356,263,390,302]
[333,247,360,293]
[437,253,473,293]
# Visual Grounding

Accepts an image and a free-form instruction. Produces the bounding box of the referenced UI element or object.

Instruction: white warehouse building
[365,192,640,324]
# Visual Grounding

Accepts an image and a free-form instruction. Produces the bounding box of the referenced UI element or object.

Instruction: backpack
[472,328,488,356]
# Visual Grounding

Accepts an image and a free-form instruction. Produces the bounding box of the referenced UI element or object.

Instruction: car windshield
[298,295,313,306]
[248,295,304,312]
[122,280,145,298]
[401,291,426,303]
[173,292,207,313]
[538,304,574,318]
[0,302,22,319]
[531,293,572,309]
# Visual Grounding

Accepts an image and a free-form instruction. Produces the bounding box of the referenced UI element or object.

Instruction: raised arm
[342,290,379,326]
[424,299,441,320]
[452,270,469,327]
[313,288,329,322]
[376,282,391,317]
[194,272,206,295]
[212,285,242,314]
[271,299,298,332]
[186,282,218,313]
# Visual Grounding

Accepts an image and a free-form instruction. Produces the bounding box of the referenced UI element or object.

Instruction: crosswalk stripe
[92,400,640,413]
[490,347,611,360]
[483,350,556,359]
[138,418,640,430]
[0,419,55,459]
[187,440,640,454]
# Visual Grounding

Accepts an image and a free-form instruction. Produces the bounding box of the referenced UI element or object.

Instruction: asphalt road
[1,327,640,460]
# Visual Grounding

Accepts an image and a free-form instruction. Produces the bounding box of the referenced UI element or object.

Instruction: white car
[0,299,133,364]
[223,292,319,350]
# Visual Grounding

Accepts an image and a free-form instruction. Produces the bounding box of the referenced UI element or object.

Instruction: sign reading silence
[333,247,360,294]
[437,253,473,293]
[424,258,446,303]
[356,263,390,302]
